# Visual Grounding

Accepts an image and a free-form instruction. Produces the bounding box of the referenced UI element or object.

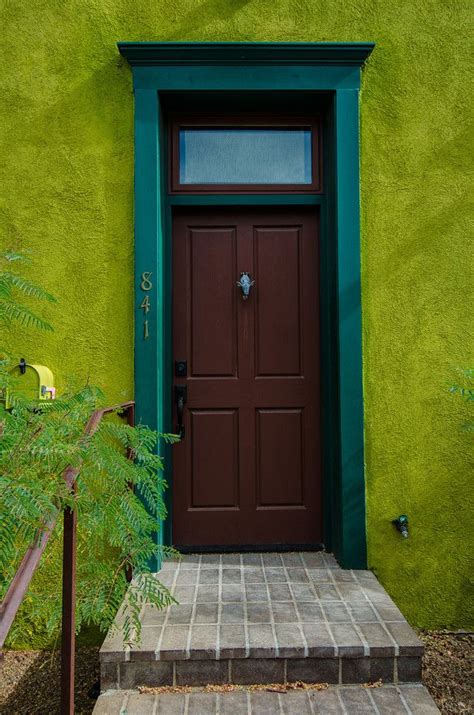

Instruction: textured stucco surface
[1,1,472,628]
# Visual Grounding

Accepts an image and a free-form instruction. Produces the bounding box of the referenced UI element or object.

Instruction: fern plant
[0,251,56,331]
[0,375,179,645]
[0,253,178,647]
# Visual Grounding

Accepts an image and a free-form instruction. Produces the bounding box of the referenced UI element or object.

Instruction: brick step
[94,684,440,714]
[102,653,422,690]
[100,553,424,689]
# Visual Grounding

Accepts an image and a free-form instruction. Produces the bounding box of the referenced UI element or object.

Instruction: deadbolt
[175,360,187,377]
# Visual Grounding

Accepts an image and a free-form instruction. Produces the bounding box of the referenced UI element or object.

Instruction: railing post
[0,401,135,712]
[61,484,77,715]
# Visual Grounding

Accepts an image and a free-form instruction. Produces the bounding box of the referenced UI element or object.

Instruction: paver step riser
[102,654,422,690]
[93,685,441,714]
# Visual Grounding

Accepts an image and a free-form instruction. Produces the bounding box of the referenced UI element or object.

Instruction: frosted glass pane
[179,128,312,184]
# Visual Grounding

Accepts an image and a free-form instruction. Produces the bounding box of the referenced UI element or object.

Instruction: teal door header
[118,41,374,67]
[118,41,374,91]
[118,41,374,569]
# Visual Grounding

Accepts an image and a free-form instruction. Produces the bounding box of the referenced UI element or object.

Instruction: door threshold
[175,543,325,554]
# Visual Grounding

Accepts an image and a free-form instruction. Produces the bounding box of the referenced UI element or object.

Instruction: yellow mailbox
[5,359,56,408]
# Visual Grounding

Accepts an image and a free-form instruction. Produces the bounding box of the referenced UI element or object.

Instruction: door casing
[118,42,375,569]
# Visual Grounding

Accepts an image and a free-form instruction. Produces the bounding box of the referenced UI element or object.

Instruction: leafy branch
[0,251,56,331]
[0,371,179,646]
[0,251,179,647]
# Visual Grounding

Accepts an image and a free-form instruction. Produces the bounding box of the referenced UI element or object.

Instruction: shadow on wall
[338,279,363,324]
[165,0,254,40]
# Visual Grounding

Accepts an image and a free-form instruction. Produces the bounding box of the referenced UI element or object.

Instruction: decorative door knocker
[236,272,255,300]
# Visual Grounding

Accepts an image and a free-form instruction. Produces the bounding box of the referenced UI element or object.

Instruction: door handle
[174,385,187,439]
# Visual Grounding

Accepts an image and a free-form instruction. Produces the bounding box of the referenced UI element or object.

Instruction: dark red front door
[172,207,321,547]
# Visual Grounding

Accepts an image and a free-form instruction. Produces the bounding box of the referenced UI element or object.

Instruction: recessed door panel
[173,207,321,547]
[257,409,304,507]
[191,410,239,508]
[255,225,302,376]
[191,227,237,377]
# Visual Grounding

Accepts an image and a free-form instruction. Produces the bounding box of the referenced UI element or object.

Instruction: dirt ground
[0,632,472,714]
[0,647,99,715]
[419,631,473,715]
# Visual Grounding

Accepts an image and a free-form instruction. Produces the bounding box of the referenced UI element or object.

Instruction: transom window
[170,116,321,193]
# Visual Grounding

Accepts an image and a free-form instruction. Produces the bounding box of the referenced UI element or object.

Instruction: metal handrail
[0,400,135,714]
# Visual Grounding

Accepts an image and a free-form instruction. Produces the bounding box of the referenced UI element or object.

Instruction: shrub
[0,252,177,647]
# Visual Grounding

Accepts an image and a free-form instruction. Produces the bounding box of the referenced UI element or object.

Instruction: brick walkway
[101,552,424,689]
[94,684,439,713]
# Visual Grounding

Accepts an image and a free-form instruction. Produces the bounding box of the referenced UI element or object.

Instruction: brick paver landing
[101,552,424,690]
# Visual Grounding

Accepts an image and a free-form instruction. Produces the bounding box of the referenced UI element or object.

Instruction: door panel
[190,227,237,377]
[190,410,239,508]
[255,226,302,376]
[256,409,304,507]
[172,207,321,547]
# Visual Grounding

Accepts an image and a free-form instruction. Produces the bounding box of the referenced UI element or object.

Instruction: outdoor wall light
[392,514,409,539]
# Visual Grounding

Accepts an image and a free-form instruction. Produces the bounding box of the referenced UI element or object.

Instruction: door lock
[175,360,187,377]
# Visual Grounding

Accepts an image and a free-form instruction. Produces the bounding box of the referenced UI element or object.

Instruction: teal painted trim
[320,104,338,554]
[159,109,174,550]
[134,88,164,571]
[119,42,374,66]
[168,195,323,207]
[333,89,367,569]
[125,42,374,569]
[319,197,332,549]
[132,65,361,91]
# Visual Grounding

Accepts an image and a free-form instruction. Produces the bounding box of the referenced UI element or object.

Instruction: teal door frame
[118,42,375,569]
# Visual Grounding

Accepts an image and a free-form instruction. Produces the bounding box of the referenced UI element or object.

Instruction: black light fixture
[392,514,409,539]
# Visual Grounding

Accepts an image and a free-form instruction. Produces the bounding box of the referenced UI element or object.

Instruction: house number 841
[140,271,153,339]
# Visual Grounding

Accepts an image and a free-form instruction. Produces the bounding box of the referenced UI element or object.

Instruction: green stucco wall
[1,1,472,628]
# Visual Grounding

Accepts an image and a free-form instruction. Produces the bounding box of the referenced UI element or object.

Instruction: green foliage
[0,254,179,647]
[0,365,179,646]
[0,251,56,331]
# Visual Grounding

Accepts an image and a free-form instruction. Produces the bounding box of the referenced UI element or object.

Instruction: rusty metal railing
[0,401,135,714]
